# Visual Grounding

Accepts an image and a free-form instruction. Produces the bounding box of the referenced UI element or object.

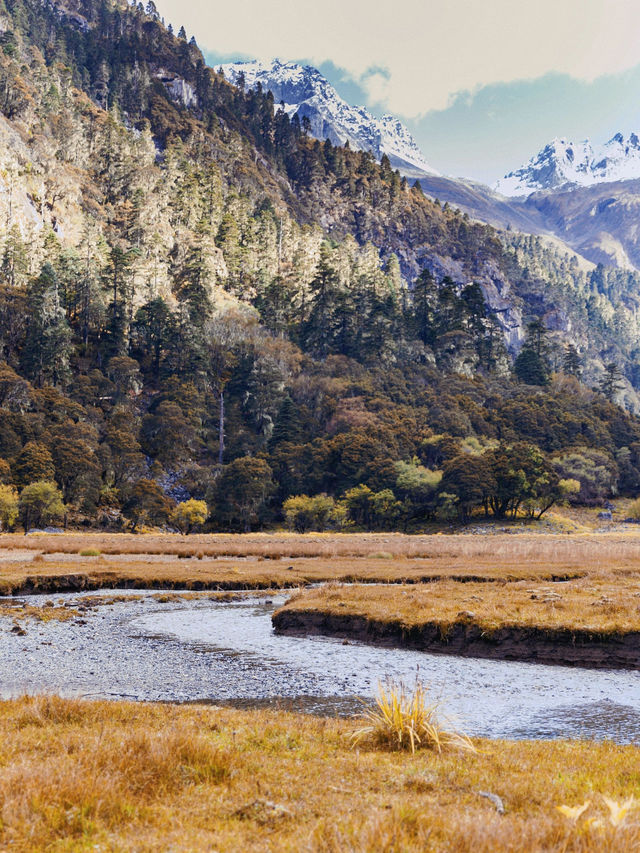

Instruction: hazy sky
[155,0,640,183]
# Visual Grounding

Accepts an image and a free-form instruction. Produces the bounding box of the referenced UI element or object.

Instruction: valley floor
[1,532,639,849]
[2,531,640,667]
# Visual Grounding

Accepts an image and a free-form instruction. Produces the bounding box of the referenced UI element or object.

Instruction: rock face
[220,59,438,179]
[155,72,198,108]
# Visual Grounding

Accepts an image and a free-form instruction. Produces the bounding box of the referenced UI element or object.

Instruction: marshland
[1,531,640,850]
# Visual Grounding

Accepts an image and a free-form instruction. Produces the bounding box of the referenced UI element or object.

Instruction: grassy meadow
[0,695,639,852]
[3,529,640,595]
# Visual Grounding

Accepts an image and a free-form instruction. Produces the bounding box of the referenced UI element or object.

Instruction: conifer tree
[21,264,72,387]
[514,320,551,386]
[303,244,342,358]
[411,269,438,346]
[600,362,624,402]
[269,395,302,448]
[563,343,582,378]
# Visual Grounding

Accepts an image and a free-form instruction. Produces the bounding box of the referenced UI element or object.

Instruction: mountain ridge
[220,58,439,179]
[495,133,640,196]
[0,0,635,532]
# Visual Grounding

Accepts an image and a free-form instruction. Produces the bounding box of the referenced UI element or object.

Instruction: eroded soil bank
[0,571,302,596]
[272,609,640,669]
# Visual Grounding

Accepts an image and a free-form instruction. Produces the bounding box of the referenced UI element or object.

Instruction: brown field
[277,575,640,637]
[3,531,640,596]
[0,695,638,852]
[2,537,640,850]
[3,529,640,563]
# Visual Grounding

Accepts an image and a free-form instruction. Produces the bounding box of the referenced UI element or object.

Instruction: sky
[154,0,640,184]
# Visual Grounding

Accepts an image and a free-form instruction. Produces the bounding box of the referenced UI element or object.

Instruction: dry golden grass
[0,696,639,851]
[279,575,640,636]
[3,529,640,564]
[3,532,640,646]
[0,600,80,624]
[4,531,640,596]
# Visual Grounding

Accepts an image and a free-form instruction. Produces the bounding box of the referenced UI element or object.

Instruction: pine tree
[1,226,29,288]
[20,264,72,387]
[303,244,343,358]
[514,320,551,386]
[269,396,302,448]
[600,362,624,402]
[562,343,582,378]
[411,269,438,346]
[102,245,138,359]
[514,347,549,386]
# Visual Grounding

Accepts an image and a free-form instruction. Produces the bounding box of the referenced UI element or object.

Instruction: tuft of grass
[352,682,476,754]
[79,548,101,556]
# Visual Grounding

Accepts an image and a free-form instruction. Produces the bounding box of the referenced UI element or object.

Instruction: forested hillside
[0,0,638,532]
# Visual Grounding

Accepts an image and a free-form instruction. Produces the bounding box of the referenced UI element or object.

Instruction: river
[1,590,639,741]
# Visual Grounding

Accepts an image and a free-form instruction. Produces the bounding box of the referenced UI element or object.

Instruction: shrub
[170,499,208,534]
[627,497,640,520]
[122,479,174,531]
[210,457,274,532]
[0,483,18,531]
[553,448,617,505]
[283,494,337,532]
[342,485,403,530]
[558,478,581,501]
[18,481,65,533]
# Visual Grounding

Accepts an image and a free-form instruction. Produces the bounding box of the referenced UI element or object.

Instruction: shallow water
[1,591,639,741]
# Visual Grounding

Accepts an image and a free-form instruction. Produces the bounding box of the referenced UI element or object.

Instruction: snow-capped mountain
[220,59,439,179]
[495,133,640,197]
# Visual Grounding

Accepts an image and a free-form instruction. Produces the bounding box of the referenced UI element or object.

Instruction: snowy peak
[220,59,439,179]
[495,133,640,196]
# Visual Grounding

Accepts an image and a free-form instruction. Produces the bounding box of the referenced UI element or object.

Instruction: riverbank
[273,577,640,669]
[1,530,640,596]
[4,590,639,738]
[3,531,640,669]
[0,695,638,852]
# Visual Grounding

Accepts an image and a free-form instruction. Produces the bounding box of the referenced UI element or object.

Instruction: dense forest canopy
[0,0,637,531]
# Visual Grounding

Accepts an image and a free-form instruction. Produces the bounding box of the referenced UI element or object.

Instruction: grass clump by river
[0,696,639,851]
[352,681,476,754]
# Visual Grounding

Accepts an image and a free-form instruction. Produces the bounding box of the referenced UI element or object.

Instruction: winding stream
[1,590,639,742]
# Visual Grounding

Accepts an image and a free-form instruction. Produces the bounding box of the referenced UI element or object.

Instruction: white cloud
[156,0,640,118]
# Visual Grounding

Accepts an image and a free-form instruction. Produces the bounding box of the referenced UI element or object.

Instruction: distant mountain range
[495,134,640,196]
[217,59,640,273]
[219,59,439,180]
